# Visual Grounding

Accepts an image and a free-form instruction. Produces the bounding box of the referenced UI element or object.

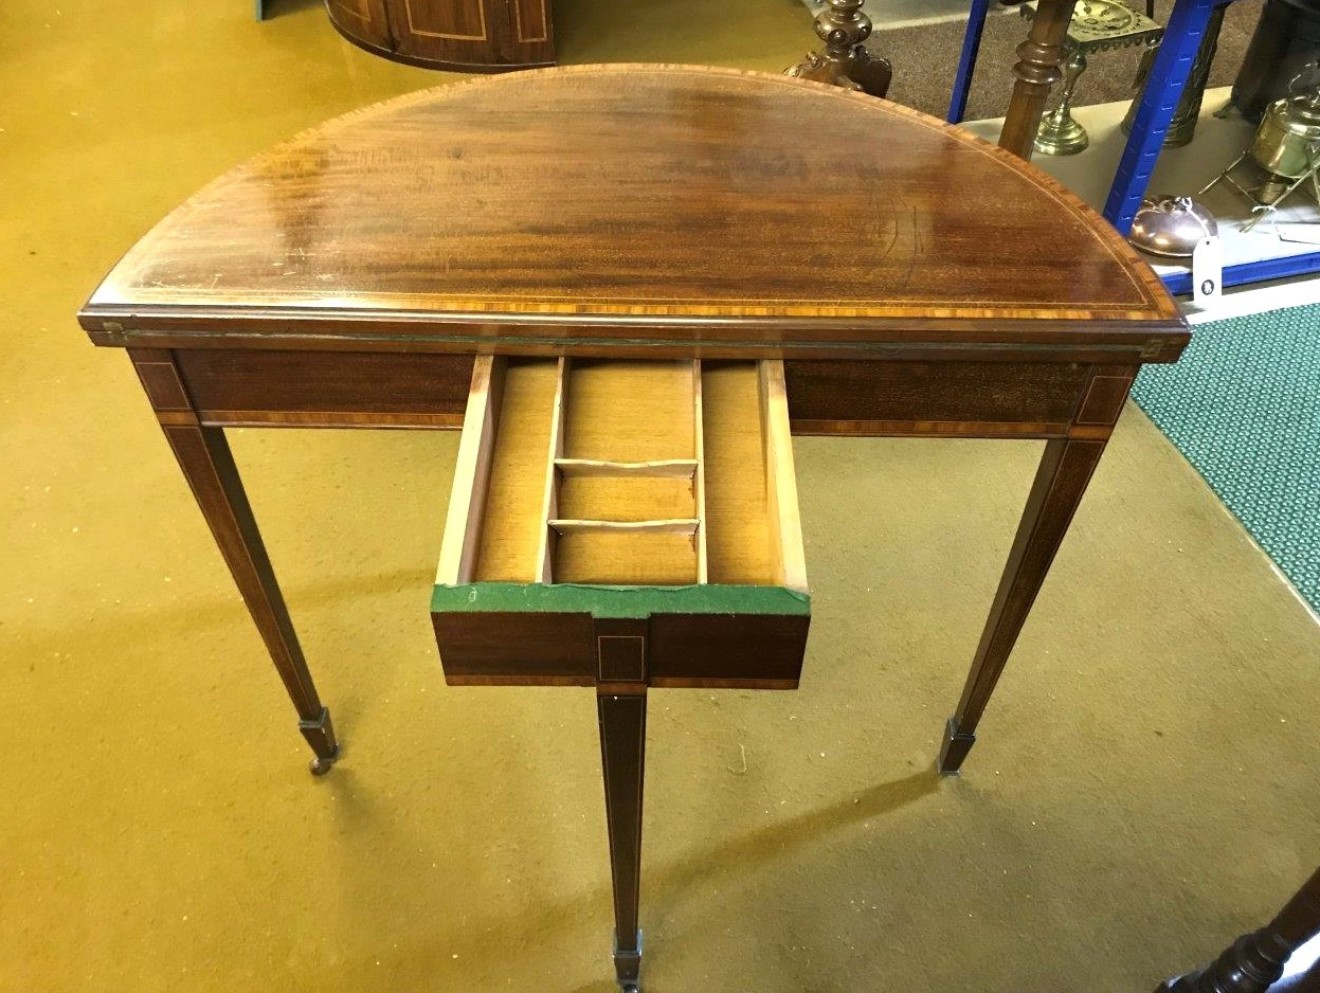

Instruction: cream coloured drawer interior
[431,357,810,688]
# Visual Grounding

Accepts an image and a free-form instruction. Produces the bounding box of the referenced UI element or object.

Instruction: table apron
[157,348,1135,440]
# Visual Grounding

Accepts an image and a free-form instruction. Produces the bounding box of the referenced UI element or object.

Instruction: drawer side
[433,357,811,688]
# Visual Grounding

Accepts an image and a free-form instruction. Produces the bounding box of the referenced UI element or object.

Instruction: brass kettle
[1249,65,1320,181]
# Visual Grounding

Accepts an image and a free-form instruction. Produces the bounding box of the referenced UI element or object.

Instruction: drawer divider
[549,519,699,535]
[693,359,709,584]
[554,458,697,478]
[534,357,569,584]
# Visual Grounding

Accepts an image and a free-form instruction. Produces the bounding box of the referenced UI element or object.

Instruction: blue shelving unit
[949,0,1320,294]
[949,0,995,125]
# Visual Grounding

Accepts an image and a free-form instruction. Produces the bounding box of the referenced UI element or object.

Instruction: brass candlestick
[786,0,892,99]
[1020,0,1163,156]
[1037,47,1092,154]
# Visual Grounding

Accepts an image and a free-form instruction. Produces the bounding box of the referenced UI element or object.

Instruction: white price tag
[1192,235,1223,305]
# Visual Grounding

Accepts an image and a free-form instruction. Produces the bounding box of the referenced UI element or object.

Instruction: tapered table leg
[159,421,340,774]
[939,437,1107,774]
[598,689,647,991]
[999,0,1078,160]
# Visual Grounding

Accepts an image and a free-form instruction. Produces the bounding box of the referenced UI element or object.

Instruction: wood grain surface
[325,0,556,73]
[80,65,1185,357]
[97,64,1189,796]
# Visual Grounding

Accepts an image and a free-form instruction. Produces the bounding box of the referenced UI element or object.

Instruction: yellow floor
[2,1,1318,991]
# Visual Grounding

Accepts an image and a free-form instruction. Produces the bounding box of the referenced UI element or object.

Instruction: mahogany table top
[80,64,1185,360]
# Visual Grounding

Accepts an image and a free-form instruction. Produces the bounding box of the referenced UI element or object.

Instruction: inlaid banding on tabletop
[79,65,1187,347]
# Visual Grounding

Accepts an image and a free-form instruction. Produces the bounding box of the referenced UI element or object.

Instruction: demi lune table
[79,62,1187,983]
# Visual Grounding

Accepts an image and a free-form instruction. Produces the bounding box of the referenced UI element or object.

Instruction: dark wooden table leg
[598,689,647,991]
[786,0,893,98]
[129,349,340,775]
[939,436,1107,774]
[1156,867,1320,993]
[999,0,1078,160]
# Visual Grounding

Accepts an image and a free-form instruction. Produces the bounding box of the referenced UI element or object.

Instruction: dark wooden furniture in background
[79,65,1187,988]
[324,0,895,88]
[787,0,893,97]
[325,0,554,71]
[323,0,1070,158]
[1000,0,1081,160]
[1157,867,1320,993]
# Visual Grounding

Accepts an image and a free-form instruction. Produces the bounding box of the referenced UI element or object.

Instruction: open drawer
[431,357,810,689]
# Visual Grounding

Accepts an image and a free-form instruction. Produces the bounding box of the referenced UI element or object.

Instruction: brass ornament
[1018,0,1163,156]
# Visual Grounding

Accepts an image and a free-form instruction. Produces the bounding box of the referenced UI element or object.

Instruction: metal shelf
[951,0,1320,296]
[962,90,1320,302]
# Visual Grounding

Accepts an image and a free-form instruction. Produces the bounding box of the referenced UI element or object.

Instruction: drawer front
[432,356,810,689]
[174,349,473,427]
[431,610,809,689]
[430,610,594,684]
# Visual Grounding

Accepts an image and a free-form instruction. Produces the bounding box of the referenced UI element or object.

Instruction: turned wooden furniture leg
[999,0,1078,160]
[939,436,1108,774]
[1157,867,1320,993]
[127,349,340,775]
[786,0,893,98]
[598,689,647,992]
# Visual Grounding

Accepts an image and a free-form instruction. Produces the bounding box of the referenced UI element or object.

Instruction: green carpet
[1132,303,1320,614]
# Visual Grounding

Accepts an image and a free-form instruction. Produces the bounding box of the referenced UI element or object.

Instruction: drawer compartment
[431,357,810,689]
